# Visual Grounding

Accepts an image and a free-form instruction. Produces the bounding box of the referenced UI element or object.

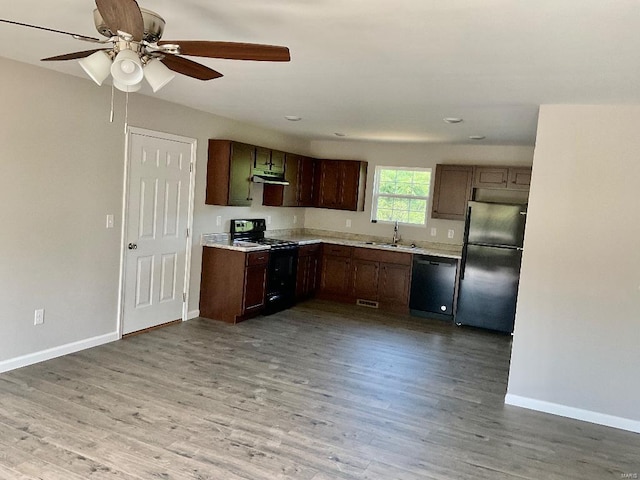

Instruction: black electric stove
[231,219,298,314]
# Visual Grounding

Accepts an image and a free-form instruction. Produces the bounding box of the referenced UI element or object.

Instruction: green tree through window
[372,167,432,225]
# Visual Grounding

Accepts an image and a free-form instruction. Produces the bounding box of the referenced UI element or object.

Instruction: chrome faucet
[392,220,400,244]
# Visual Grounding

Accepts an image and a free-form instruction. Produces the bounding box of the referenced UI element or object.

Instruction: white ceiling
[2,0,640,145]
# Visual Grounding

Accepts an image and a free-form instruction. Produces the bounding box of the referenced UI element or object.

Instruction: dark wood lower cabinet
[200,247,268,323]
[318,244,353,302]
[352,248,412,312]
[378,263,411,307]
[352,259,379,300]
[318,244,412,312]
[296,244,321,300]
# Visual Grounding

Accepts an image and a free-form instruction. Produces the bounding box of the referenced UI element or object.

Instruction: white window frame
[371,165,432,226]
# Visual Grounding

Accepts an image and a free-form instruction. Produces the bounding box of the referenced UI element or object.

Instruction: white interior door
[122,129,195,335]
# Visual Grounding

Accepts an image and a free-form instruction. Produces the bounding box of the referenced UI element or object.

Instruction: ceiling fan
[0,0,291,93]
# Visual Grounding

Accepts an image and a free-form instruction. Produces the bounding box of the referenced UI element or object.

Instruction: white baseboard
[186,309,200,321]
[505,394,640,434]
[0,332,119,374]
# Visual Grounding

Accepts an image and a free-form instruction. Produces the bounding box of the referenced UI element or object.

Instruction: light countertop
[201,232,461,259]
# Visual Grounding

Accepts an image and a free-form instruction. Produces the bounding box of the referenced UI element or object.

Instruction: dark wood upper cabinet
[315,159,367,211]
[431,165,474,221]
[474,166,532,190]
[432,164,533,221]
[297,156,316,206]
[263,153,316,207]
[206,140,254,206]
[474,167,509,188]
[508,167,532,190]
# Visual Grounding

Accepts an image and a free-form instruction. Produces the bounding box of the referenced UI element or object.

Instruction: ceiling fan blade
[160,54,223,81]
[158,41,291,62]
[41,49,111,61]
[95,0,144,41]
[0,18,100,42]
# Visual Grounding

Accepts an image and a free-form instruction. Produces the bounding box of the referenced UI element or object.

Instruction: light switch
[430,227,437,237]
[106,214,114,229]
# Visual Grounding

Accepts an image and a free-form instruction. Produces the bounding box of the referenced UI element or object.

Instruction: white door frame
[116,126,197,338]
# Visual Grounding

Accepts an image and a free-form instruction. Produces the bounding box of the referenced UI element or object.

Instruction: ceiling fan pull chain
[110,82,115,123]
[124,90,129,134]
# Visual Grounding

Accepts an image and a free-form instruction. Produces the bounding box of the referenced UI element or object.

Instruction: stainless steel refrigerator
[455,201,527,333]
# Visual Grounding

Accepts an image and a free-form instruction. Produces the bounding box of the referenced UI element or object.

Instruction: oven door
[265,247,299,314]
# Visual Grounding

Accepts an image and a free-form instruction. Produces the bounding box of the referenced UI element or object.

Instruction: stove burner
[255,238,298,249]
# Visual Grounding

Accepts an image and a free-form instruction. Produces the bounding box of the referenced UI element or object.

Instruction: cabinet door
[270,150,286,173]
[281,153,301,206]
[340,161,361,211]
[508,167,532,190]
[306,252,319,295]
[243,264,267,313]
[352,259,379,301]
[378,263,411,306]
[297,156,316,206]
[316,160,342,209]
[254,147,272,170]
[431,165,473,221]
[296,255,309,299]
[320,255,352,296]
[474,167,509,188]
[229,143,255,206]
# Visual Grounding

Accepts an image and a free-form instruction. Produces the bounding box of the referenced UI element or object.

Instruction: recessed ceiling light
[284,115,302,121]
[469,135,486,140]
[443,117,463,124]
[334,132,346,137]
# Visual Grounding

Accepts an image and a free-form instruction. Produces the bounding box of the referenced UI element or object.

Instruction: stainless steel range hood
[251,174,289,186]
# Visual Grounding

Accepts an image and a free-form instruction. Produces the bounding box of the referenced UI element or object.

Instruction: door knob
[128,243,138,250]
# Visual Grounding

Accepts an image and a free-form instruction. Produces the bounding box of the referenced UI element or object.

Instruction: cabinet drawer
[246,251,269,266]
[299,243,321,256]
[353,247,412,265]
[322,244,352,257]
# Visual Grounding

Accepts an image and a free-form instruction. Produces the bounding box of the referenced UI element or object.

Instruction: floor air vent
[356,299,379,309]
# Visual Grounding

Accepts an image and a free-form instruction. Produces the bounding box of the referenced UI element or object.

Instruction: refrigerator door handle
[460,245,468,280]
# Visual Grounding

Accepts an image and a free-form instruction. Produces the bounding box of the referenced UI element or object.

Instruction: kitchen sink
[362,241,417,250]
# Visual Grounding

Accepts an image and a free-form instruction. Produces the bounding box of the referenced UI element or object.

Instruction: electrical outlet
[346,219,352,228]
[216,216,222,227]
[267,215,272,225]
[447,229,455,239]
[106,214,114,229]
[293,215,297,224]
[430,227,437,237]
[34,309,44,326]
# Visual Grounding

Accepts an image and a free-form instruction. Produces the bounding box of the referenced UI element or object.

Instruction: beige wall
[0,57,307,367]
[0,56,537,370]
[507,105,640,431]
[306,140,534,244]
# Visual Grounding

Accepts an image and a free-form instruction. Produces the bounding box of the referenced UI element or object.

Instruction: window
[372,166,432,225]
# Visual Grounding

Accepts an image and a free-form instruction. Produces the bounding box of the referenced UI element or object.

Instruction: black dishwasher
[409,255,457,321]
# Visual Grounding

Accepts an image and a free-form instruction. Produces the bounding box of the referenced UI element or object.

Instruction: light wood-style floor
[0,300,638,479]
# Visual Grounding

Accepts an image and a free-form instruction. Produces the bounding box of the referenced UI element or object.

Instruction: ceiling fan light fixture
[144,58,176,92]
[78,50,112,86]
[111,48,144,86]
